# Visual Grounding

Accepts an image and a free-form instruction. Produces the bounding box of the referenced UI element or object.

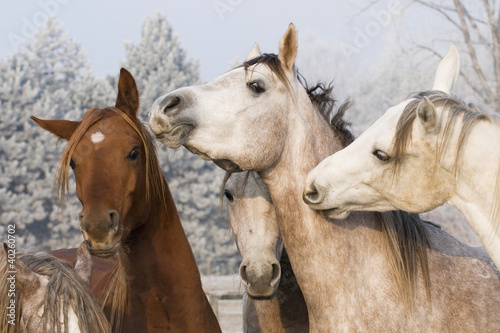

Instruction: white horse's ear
[74,241,92,285]
[278,23,298,72]
[432,46,460,94]
[246,43,262,61]
[417,97,438,133]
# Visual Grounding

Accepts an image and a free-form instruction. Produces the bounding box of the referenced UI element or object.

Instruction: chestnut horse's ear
[30,116,80,141]
[116,68,140,119]
[74,241,92,286]
[278,23,298,73]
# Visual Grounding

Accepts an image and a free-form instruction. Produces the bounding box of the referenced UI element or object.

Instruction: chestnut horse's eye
[127,147,140,161]
[224,189,234,202]
[248,81,265,94]
[69,159,76,169]
[373,149,390,162]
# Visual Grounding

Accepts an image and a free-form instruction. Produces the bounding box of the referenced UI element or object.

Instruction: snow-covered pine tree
[0,18,113,250]
[122,12,239,274]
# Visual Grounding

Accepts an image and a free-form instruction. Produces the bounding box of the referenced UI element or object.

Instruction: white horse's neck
[448,117,500,266]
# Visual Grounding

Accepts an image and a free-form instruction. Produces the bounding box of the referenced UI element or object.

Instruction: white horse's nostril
[303,183,321,205]
[163,95,181,114]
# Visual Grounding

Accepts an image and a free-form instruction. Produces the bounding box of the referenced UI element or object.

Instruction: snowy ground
[202,274,245,333]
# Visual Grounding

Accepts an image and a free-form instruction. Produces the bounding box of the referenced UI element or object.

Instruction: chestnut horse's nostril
[78,213,87,232]
[303,183,322,205]
[108,210,120,233]
[163,95,181,114]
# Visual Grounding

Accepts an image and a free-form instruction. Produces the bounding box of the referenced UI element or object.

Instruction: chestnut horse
[0,242,110,333]
[150,24,500,331]
[31,69,221,332]
[223,171,308,332]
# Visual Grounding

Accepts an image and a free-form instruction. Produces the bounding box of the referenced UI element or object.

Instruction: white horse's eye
[248,81,265,94]
[373,149,390,162]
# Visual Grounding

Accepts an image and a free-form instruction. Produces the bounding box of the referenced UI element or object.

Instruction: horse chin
[87,242,121,258]
[246,287,279,300]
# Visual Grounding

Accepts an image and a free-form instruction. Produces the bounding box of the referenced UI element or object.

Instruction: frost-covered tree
[122,12,238,274]
[122,12,200,116]
[0,18,113,250]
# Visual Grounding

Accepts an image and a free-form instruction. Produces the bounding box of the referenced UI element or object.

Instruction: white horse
[223,171,308,332]
[304,46,500,269]
[150,24,500,331]
[0,241,110,333]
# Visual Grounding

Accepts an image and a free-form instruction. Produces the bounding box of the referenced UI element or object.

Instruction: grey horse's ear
[278,23,298,72]
[246,43,262,61]
[74,241,92,285]
[417,97,438,133]
[2,243,42,295]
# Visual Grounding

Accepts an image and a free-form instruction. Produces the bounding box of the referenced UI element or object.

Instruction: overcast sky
[0,0,415,81]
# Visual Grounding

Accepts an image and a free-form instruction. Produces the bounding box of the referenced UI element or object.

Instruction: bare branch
[462,4,493,47]
[454,0,494,99]
[414,0,461,29]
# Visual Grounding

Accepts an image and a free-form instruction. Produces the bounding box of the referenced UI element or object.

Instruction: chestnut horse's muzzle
[79,209,122,257]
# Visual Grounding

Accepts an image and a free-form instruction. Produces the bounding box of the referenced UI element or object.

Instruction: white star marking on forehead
[91,131,105,143]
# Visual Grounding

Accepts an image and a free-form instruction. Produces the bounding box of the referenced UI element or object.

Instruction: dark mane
[377,211,430,306]
[297,73,355,148]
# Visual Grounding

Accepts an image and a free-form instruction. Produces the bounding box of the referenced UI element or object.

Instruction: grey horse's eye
[373,149,390,162]
[224,189,234,202]
[248,81,265,94]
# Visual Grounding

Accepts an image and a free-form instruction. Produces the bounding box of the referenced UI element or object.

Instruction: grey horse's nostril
[240,264,249,286]
[163,95,181,114]
[303,184,321,205]
[270,262,281,286]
